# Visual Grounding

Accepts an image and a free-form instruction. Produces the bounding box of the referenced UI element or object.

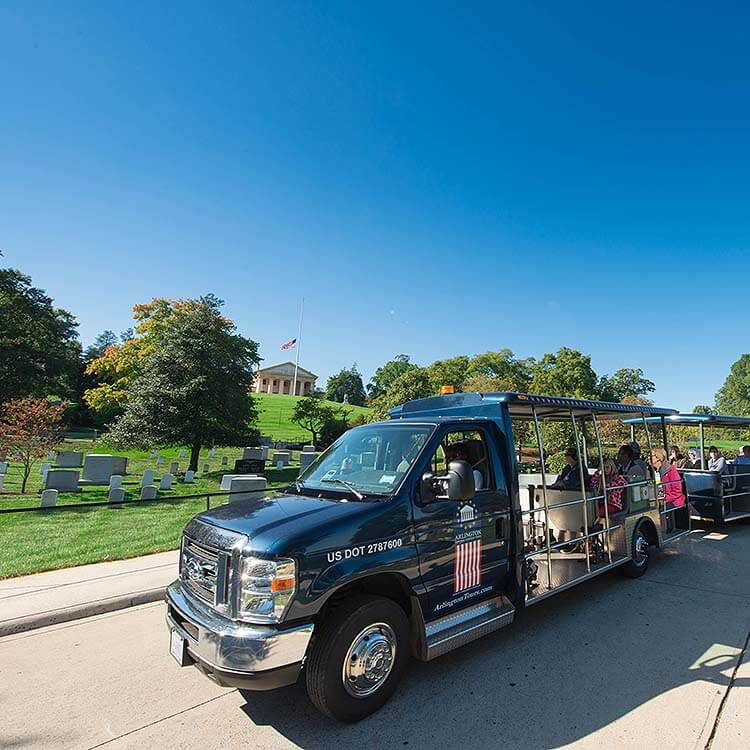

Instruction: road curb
[0,586,166,637]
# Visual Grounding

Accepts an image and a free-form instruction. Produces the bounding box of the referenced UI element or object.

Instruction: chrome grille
[181,535,221,605]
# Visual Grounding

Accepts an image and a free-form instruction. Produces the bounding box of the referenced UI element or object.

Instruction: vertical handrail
[571,411,590,572]
[206,494,210,511]
[590,412,612,564]
[641,414,656,514]
[699,423,706,469]
[532,405,553,591]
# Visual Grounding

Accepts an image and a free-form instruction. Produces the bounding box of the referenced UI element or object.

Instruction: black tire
[620,523,652,578]
[305,594,409,722]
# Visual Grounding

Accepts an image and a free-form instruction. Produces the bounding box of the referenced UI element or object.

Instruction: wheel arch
[636,516,659,548]
[313,572,426,659]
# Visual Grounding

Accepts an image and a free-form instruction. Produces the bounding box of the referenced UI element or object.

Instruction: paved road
[2,526,748,750]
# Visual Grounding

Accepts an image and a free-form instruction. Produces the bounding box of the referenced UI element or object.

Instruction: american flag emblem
[454,539,482,593]
[280,338,297,350]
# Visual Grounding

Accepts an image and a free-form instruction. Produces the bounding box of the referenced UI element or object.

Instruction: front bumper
[165,579,314,691]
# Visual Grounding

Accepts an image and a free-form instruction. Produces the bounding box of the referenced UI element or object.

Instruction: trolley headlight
[238,556,296,623]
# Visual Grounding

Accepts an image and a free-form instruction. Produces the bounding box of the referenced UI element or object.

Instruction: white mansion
[252,362,317,396]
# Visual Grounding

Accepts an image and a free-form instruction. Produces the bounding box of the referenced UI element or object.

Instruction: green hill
[254,393,370,442]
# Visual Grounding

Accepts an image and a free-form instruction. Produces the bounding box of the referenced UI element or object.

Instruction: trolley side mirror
[439,460,475,502]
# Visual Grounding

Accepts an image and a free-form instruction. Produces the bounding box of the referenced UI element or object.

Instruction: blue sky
[2,1,748,411]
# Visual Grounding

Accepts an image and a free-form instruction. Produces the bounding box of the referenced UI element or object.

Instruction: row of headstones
[39,473,270,508]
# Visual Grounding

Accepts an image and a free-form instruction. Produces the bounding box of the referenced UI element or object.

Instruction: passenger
[707,446,728,474]
[734,446,750,465]
[651,448,686,508]
[617,444,647,482]
[685,448,703,470]
[591,458,627,518]
[629,441,651,477]
[669,445,687,469]
[550,447,591,490]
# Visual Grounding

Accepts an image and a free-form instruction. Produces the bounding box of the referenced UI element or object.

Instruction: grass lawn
[0,394,371,578]
[0,439,301,578]
[254,392,369,441]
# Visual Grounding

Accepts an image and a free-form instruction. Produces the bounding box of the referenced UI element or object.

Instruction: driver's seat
[462,439,488,491]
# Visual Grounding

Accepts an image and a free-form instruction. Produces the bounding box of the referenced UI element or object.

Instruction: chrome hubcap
[342,622,396,697]
[634,534,648,565]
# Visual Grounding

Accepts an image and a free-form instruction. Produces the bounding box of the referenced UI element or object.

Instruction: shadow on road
[238,526,750,749]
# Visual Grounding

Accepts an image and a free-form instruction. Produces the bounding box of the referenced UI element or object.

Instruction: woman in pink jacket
[651,448,685,508]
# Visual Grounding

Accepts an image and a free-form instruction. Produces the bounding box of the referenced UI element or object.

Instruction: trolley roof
[389,392,677,422]
[623,413,750,428]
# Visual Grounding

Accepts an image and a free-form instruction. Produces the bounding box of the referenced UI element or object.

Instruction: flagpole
[292,298,304,397]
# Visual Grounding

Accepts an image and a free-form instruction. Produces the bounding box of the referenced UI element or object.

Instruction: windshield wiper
[320,478,365,501]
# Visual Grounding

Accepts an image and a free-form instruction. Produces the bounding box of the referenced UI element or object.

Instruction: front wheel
[305,595,409,722]
[620,524,652,578]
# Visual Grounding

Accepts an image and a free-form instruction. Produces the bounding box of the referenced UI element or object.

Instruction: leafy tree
[0,267,80,404]
[83,330,119,363]
[325,365,366,405]
[292,395,343,446]
[319,412,350,449]
[466,349,533,392]
[367,355,417,399]
[463,373,507,393]
[426,355,470,392]
[368,368,433,420]
[0,397,66,493]
[715,354,750,415]
[530,347,599,398]
[85,298,219,420]
[693,404,715,415]
[598,368,655,403]
[108,296,260,471]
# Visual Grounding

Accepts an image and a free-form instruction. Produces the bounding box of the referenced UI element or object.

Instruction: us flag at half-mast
[280,338,297,350]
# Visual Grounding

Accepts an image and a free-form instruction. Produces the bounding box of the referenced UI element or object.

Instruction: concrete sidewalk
[0,550,178,636]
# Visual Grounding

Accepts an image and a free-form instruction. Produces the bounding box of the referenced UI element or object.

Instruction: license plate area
[170,628,191,667]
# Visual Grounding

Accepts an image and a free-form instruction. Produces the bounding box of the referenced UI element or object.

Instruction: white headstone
[220,474,255,490]
[141,469,154,487]
[109,475,123,489]
[178,449,186,459]
[150,449,158,458]
[243,447,268,461]
[40,489,58,508]
[202,463,210,473]
[221,456,228,466]
[299,452,318,470]
[302,445,316,453]
[140,485,158,500]
[156,456,164,465]
[169,461,179,475]
[0,475,4,493]
[159,474,173,490]
[56,451,83,468]
[44,469,79,492]
[184,470,195,483]
[228,476,267,503]
[208,449,216,458]
[39,462,50,475]
[108,487,125,505]
[272,451,291,466]
[0,461,7,474]
[82,454,116,484]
